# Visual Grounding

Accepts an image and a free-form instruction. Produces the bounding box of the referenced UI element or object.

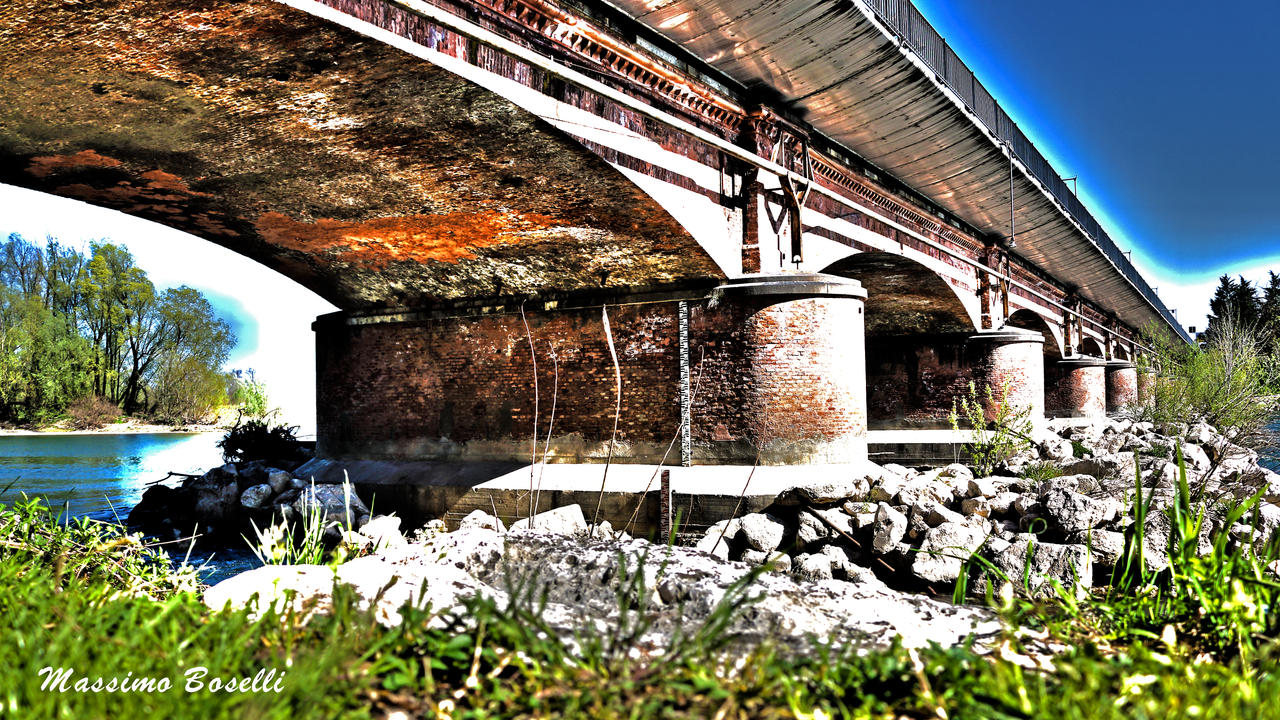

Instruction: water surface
[0,432,256,582]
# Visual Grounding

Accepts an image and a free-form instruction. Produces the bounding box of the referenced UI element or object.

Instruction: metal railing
[866,0,1188,341]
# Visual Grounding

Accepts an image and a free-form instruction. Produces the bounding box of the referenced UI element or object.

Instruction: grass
[5,472,1280,719]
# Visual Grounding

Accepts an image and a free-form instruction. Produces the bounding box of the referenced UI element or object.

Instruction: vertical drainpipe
[678,300,692,467]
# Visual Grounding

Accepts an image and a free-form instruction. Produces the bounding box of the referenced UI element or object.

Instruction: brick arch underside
[0,0,720,310]
[819,252,977,336]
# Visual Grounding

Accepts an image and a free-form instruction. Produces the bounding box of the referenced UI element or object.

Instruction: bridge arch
[820,252,979,336]
[1004,308,1065,359]
[1080,336,1105,358]
[818,251,982,429]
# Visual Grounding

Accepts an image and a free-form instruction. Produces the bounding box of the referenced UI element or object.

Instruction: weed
[949,380,1033,477]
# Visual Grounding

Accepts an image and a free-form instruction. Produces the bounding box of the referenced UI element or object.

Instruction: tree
[0,235,237,425]
[1205,274,1262,341]
[148,287,235,422]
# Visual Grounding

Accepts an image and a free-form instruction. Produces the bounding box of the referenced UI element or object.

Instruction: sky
[1,0,1275,424]
[912,0,1280,334]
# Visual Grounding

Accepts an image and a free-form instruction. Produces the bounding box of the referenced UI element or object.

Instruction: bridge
[1,0,1185,470]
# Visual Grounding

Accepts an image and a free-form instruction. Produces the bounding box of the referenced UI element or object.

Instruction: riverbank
[9,414,1280,717]
[0,420,225,436]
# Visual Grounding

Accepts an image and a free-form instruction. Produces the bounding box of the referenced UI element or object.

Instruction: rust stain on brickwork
[255,211,556,269]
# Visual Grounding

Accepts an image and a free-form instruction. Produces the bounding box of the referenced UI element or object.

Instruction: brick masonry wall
[316,289,868,464]
[864,332,1043,429]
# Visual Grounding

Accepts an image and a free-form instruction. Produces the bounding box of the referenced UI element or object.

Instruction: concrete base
[294,458,879,537]
[867,429,967,466]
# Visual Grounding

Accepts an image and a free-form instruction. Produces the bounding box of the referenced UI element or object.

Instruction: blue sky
[912,0,1280,330]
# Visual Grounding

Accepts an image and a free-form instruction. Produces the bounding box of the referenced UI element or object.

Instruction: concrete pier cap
[1050,356,1108,419]
[965,327,1046,426]
[714,273,869,465]
[1105,360,1139,414]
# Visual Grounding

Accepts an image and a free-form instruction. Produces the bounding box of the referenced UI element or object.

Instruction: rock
[509,504,588,536]
[1181,444,1212,472]
[267,470,293,494]
[1065,529,1126,569]
[696,519,740,559]
[738,513,787,553]
[239,483,273,510]
[897,477,954,507]
[960,497,991,518]
[872,503,907,555]
[964,476,1000,499]
[458,509,506,533]
[1012,495,1040,517]
[983,539,1092,599]
[361,515,407,548]
[195,482,241,523]
[1141,458,1180,489]
[1040,488,1118,533]
[937,463,974,485]
[989,491,1021,516]
[795,511,829,549]
[204,564,337,619]
[292,482,370,529]
[792,553,834,582]
[777,469,873,505]
[1187,422,1217,446]
[868,474,906,503]
[919,501,965,527]
[1040,436,1075,463]
[810,507,856,537]
[1061,453,1136,482]
[911,522,987,584]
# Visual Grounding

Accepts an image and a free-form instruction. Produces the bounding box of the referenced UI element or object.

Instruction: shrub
[1138,316,1278,447]
[65,395,119,430]
[949,380,1032,477]
[1021,461,1063,483]
[217,418,305,466]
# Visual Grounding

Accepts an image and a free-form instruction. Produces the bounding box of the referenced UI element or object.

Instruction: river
[0,432,257,582]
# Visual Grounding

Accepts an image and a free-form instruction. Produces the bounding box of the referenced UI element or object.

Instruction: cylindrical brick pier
[1047,357,1108,418]
[1105,360,1138,413]
[965,329,1045,425]
[1137,367,1157,408]
[706,274,869,464]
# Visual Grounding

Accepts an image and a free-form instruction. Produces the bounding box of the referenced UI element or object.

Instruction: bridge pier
[313,273,868,466]
[1105,360,1139,413]
[1047,357,1108,418]
[1136,367,1157,407]
[965,329,1045,424]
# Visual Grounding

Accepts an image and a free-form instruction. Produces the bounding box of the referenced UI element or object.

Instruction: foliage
[1020,460,1064,483]
[218,418,305,466]
[0,287,93,423]
[949,379,1033,477]
[0,233,236,425]
[229,368,271,419]
[6,496,1280,718]
[1070,439,1094,458]
[1139,314,1278,446]
[65,395,120,430]
[1101,447,1280,658]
